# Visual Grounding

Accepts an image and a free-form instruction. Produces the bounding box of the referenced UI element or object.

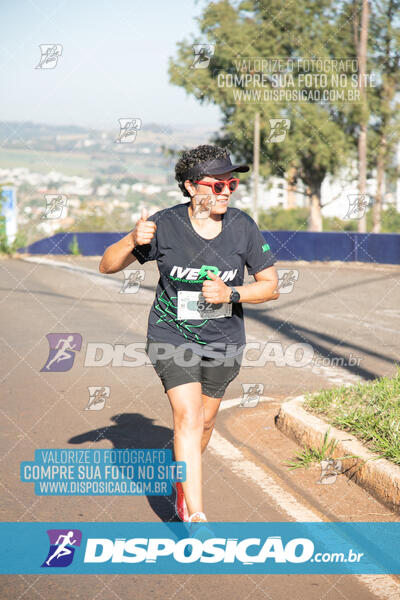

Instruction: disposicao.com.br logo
[82,535,366,568]
[84,535,316,564]
[0,522,392,574]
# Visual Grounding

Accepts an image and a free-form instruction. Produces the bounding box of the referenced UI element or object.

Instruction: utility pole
[356,0,370,233]
[253,111,260,225]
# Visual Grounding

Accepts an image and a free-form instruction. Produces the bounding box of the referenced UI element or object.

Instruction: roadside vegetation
[302,368,400,466]
[283,427,356,470]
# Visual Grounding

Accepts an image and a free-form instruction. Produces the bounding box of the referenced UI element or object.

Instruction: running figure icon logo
[192,194,216,219]
[190,44,215,69]
[40,333,82,372]
[317,458,342,485]
[120,269,145,293]
[115,118,142,143]
[85,386,110,411]
[42,194,68,219]
[267,119,290,143]
[41,529,82,568]
[239,383,264,407]
[35,44,63,69]
[277,269,299,294]
[344,194,370,220]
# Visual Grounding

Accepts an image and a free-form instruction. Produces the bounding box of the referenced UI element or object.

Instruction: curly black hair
[175,144,230,198]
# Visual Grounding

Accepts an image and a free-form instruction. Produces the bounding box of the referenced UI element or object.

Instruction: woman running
[99,144,280,523]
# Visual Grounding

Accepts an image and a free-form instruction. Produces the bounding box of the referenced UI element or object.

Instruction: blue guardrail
[17,230,400,264]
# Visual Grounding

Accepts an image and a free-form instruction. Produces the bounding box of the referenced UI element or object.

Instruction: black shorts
[145,340,243,398]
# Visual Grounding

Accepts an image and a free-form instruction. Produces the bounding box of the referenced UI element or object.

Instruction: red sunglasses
[194,178,240,194]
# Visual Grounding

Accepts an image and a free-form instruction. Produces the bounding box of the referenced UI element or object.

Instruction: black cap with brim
[183,156,250,180]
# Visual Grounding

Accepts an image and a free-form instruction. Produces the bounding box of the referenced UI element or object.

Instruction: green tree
[257,207,310,231]
[369,0,400,232]
[169,0,356,231]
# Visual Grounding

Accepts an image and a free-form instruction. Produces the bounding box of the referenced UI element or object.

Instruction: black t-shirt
[131,201,276,358]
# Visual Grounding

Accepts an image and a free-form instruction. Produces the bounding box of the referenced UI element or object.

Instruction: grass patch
[283,427,357,470]
[303,367,400,466]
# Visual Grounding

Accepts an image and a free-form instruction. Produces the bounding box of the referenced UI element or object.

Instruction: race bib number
[177,290,232,320]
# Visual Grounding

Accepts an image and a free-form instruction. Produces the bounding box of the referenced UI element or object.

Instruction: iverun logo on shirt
[169,264,238,283]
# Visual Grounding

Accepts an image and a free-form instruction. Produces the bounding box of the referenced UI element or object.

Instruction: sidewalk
[276,395,400,513]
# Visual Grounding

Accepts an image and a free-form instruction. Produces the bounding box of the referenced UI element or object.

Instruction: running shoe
[174,481,189,522]
[186,512,210,543]
[187,511,207,523]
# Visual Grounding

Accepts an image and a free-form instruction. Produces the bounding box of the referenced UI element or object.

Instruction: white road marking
[309,362,361,386]
[320,311,400,334]
[246,333,362,387]
[22,256,118,287]
[380,309,400,319]
[21,256,155,298]
[210,424,320,522]
[217,396,275,411]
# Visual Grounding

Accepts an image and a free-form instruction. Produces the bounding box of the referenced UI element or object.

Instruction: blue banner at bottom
[1,522,399,574]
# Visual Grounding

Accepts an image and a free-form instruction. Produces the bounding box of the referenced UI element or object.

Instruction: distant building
[237,149,398,218]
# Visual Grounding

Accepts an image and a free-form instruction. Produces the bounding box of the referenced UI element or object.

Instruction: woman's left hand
[201,270,231,304]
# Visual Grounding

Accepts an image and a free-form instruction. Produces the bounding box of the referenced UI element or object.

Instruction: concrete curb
[275,394,400,512]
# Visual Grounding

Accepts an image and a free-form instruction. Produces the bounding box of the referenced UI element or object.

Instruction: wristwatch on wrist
[228,286,241,304]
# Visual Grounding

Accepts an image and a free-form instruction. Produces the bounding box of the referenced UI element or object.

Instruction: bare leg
[201,393,223,453]
[166,382,204,516]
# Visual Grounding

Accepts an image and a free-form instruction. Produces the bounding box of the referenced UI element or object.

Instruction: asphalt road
[1,256,400,600]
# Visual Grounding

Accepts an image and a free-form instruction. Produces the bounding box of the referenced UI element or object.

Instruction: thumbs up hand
[201,270,231,304]
[132,207,157,246]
